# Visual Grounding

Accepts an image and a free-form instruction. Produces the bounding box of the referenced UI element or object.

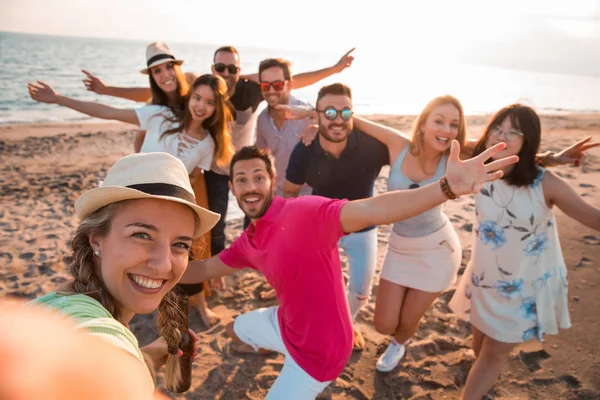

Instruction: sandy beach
[1,113,599,399]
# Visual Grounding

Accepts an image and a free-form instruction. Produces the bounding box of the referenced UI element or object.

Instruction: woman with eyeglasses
[350,97,598,374]
[447,104,600,399]
[28,73,235,328]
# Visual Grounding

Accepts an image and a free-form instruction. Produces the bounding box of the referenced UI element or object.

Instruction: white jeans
[233,307,332,399]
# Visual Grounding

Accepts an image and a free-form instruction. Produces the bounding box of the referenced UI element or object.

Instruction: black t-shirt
[286,130,389,231]
[230,79,262,114]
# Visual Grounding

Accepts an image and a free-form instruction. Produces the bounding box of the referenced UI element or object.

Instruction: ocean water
[2,30,600,125]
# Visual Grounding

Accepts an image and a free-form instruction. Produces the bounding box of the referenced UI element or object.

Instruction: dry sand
[1,114,599,399]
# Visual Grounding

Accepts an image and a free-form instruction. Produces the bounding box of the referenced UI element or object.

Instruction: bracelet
[440,176,457,200]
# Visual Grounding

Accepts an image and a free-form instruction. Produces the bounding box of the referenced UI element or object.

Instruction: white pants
[233,307,332,399]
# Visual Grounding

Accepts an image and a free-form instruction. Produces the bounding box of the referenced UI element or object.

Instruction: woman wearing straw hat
[27,151,220,392]
[28,73,235,327]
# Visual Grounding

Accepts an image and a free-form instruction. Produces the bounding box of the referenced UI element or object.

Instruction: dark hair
[229,146,275,180]
[213,46,240,62]
[162,74,235,167]
[148,62,189,110]
[473,104,541,187]
[316,83,352,108]
[258,58,292,81]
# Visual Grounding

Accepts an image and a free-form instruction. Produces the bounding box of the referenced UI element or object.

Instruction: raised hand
[299,123,318,146]
[445,140,519,196]
[82,69,108,95]
[333,48,355,73]
[553,136,600,166]
[28,81,59,104]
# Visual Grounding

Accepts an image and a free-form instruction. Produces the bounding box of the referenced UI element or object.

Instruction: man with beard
[206,47,354,259]
[255,58,312,197]
[180,144,517,399]
[283,83,388,350]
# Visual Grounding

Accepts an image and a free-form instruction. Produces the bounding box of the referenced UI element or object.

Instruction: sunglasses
[317,106,353,121]
[259,80,286,92]
[213,63,238,74]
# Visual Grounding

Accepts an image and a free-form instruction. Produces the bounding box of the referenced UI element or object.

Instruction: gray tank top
[388,146,447,237]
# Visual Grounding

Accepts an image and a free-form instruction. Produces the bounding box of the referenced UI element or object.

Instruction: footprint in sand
[576,257,592,268]
[582,235,600,246]
[519,349,550,372]
[531,374,581,389]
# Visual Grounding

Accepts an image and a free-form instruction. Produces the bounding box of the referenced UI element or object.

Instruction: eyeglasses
[491,126,524,142]
[259,80,286,92]
[213,63,239,74]
[317,106,353,121]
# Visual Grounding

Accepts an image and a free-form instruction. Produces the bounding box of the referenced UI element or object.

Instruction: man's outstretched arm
[179,255,238,284]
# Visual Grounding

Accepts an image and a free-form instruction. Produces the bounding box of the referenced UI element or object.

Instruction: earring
[94,250,100,256]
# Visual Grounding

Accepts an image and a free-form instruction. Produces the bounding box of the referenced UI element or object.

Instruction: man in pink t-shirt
[181,142,516,399]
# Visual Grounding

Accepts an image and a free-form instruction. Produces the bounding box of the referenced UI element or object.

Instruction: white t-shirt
[135,105,215,174]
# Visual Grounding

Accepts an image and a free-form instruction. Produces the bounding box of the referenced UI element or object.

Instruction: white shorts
[233,307,332,400]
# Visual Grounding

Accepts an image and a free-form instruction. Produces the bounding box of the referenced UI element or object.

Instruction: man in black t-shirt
[284,83,389,351]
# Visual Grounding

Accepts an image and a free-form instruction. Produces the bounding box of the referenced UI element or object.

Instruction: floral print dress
[449,168,571,343]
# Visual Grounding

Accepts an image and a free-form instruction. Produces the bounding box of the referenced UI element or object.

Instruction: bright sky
[1,0,599,52]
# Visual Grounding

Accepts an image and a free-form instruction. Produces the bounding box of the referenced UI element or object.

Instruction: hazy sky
[2,0,599,52]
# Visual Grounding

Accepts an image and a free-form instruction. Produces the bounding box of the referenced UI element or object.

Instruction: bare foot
[230,341,275,355]
[353,325,365,351]
[260,288,277,300]
[198,306,220,327]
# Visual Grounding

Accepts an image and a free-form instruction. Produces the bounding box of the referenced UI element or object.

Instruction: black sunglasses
[317,106,353,121]
[214,63,238,74]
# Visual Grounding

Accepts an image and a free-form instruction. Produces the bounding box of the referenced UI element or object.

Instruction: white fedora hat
[75,152,220,239]
[140,41,184,74]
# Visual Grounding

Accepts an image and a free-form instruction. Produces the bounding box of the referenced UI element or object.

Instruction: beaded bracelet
[439,176,457,200]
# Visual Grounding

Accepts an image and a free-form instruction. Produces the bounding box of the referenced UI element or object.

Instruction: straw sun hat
[75,152,220,238]
[140,41,184,74]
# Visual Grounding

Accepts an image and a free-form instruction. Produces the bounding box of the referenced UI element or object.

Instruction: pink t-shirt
[219,196,353,382]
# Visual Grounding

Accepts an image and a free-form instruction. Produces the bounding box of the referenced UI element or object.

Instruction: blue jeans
[338,228,378,320]
[204,170,230,255]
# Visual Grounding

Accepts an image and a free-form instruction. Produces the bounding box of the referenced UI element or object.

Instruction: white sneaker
[376,340,406,372]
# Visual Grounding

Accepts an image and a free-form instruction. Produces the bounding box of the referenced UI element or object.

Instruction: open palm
[28,81,59,104]
[445,140,519,196]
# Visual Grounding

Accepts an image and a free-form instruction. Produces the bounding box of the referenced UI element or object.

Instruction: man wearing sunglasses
[254,58,313,197]
[283,83,389,351]
[207,47,355,259]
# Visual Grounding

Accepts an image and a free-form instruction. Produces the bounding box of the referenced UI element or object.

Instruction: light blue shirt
[388,146,447,237]
[256,96,312,196]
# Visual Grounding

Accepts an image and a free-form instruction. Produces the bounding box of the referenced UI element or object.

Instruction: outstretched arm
[538,136,600,167]
[292,48,355,89]
[29,81,139,125]
[462,134,599,167]
[340,141,519,233]
[82,70,152,103]
[353,116,410,154]
[543,170,600,231]
[179,255,238,284]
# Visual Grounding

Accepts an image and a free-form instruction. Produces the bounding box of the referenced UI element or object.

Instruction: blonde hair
[410,95,466,156]
[67,200,194,387]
